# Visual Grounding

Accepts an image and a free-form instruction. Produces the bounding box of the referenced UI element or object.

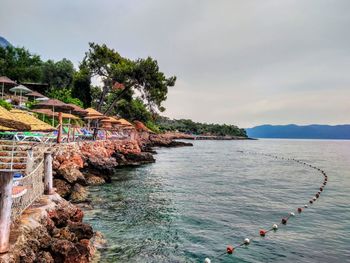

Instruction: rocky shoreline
[1,133,192,263]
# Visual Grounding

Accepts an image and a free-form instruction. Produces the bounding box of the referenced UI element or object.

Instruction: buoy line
[203,151,328,263]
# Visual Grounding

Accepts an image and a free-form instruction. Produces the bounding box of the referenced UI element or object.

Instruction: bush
[0,99,12,110]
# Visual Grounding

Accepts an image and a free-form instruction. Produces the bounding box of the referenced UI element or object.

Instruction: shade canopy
[25,91,46,98]
[35,99,74,110]
[0,106,31,131]
[100,116,120,124]
[0,76,16,85]
[10,109,55,131]
[10,85,32,93]
[116,118,134,127]
[85,107,103,117]
[31,108,80,120]
[67,104,88,116]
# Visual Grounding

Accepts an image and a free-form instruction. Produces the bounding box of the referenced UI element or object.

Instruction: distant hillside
[0,36,12,48]
[246,124,350,139]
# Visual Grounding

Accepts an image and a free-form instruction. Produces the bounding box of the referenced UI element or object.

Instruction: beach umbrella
[67,104,87,116]
[0,106,31,131]
[0,76,17,100]
[34,99,74,126]
[25,91,46,100]
[10,109,55,131]
[10,85,32,105]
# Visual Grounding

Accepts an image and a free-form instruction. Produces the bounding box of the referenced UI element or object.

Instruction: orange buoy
[227,246,234,254]
[316,193,320,198]
[320,187,323,191]
[281,218,287,225]
[260,230,266,236]
[309,200,313,204]
[298,207,302,213]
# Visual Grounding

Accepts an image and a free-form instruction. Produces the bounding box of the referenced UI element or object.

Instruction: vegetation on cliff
[156,117,247,137]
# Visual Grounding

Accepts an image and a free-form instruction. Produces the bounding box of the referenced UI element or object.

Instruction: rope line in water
[204,151,328,263]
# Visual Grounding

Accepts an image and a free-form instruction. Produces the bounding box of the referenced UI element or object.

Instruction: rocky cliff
[0,194,99,263]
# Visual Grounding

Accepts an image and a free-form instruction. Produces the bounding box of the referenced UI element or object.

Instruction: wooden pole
[0,171,14,253]
[57,112,63,143]
[44,153,54,195]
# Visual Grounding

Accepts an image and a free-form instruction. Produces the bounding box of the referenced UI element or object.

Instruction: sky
[1,0,349,127]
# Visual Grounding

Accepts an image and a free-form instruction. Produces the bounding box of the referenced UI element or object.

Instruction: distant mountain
[246,124,350,139]
[0,36,12,48]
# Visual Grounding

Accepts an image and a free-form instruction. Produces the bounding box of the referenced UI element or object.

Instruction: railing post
[57,112,63,144]
[44,153,54,195]
[0,171,14,253]
[25,149,34,175]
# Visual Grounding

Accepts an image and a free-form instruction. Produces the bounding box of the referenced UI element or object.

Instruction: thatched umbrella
[67,104,88,117]
[25,91,46,101]
[0,106,31,131]
[0,76,17,100]
[10,109,55,131]
[10,85,32,105]
[34,99,75,126]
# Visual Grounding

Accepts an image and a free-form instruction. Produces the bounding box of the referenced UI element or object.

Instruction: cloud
[1,0,349,127]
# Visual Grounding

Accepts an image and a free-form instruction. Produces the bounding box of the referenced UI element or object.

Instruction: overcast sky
[1,0,349,127]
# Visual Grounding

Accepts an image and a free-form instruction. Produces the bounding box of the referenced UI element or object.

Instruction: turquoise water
[84,139,350,262]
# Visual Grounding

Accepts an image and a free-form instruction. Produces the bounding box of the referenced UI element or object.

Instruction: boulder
[57,165,86,185]
[85,174,105,186]
[70,184,88,203]
[67,221,94,240]
[54,179,72,198]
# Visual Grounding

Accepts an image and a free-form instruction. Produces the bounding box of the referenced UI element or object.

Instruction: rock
[57,165,86,185]
[18,247,36,263]
[67,221,94,240]
[54,179,72,198]
[71,207,84,222]
[85,174,105,186]
[123,152,155,165]
[35,251,54,263]
[70,184,88,203]
[50,239,81,263]
[48,208,69,227]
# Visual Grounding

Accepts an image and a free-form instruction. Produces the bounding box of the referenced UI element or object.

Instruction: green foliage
[82,43,176,114]
[48,88,83,107]
[0,46,43,82]
[145,120,160,133]
[25,100,38,109]
[116,98,152,123]
[72,67,92,107]
[0,99,12,110]
[156,117,247,137]
[42,58,75,90]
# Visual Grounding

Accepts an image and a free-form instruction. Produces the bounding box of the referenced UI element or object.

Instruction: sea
[84,139,350,263]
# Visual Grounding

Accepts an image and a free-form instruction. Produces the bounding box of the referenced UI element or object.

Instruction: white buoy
[272,224,278,230]
[304,205,308,208]
[204,258,211,263]
[290,212,295,216]
[313,197,317,201]
[244,238,250,245]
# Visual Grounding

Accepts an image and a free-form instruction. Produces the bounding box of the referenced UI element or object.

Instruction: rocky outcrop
[0,194,98,263]
[51,139,155,202]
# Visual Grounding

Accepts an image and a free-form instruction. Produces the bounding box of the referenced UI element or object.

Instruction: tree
[72,67,92,107]
[42,58,75,90]
[82,43,176,116]
[0,46,43,82]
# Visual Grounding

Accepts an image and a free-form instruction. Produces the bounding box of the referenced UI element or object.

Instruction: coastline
[1,131,252,262]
